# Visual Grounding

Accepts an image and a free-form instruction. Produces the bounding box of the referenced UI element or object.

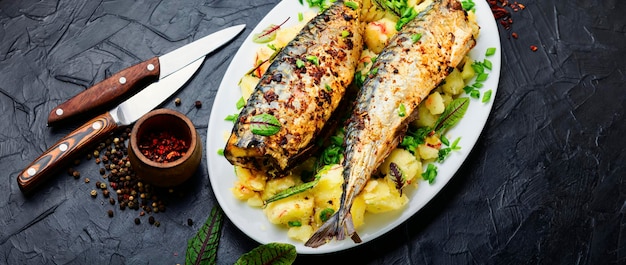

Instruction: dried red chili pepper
[138,131,188,163]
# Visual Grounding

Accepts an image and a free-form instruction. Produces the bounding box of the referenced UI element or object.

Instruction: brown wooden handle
[18,112,120,194]
[47,57,160,126]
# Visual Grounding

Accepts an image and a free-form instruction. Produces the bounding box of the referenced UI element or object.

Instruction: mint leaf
[185,206,224,265]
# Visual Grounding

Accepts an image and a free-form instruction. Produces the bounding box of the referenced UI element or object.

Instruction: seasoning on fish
[305,0,477,248]
[224,0,364,176]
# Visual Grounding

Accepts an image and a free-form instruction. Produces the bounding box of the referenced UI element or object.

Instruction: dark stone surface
[1,0,625,264]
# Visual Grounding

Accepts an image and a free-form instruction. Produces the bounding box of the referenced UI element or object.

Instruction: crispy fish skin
[224,0,364,174]
[305,0,477,248]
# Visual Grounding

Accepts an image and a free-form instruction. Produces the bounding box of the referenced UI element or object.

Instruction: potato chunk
[364,18,397,54]
[362,178,408,214]
[378,148,421,185]
[264,192,314,226]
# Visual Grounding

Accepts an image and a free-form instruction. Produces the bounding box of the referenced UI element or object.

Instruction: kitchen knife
[47,24,246,126]
[17,23,241,193]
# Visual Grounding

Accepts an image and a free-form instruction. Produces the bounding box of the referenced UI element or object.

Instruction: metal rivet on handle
[56,108,64,116]
[119,77,127,84]
[59,144,68,152]
[147,64,155,71]
[92,121,102,130]
[27,168,37,176]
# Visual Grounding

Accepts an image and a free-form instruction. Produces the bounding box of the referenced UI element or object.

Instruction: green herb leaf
[234,243,297,265]
[461,0,475,11]
[185,206,224,265]
[341,30,350,38]
[250,113,281,136]
[485,47,497,56]
[264,173,322,205]
[325,84,333,92]
[433,97,470,134]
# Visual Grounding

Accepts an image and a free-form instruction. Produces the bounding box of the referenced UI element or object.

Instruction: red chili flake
[511,32,519,39]
[530,45,538,52]
[488,0,526,38]
[138,131,188,163]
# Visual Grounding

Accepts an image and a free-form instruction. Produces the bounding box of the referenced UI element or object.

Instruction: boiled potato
[238,74,259,101]
[287,224,314,242]
[441,68,465,96]
[261,174,300,200]
[364,18,397,54]
[252,45,274,77]
[414,102,439,128]
[378,148,421,185]
[350,194,366,229]
[311,165,343,226]
[460,56,476,81]
[425,91,445,115]
[264,192,314,225]
[234,166,266,191]
[417,134,442,160]
[362,178,408,214]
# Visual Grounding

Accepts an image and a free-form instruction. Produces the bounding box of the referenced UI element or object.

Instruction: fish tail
[305,209,362,248]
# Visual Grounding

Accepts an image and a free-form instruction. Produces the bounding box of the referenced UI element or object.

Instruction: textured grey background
[1,0,625,264]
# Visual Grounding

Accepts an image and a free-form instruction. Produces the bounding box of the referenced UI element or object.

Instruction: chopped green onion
[472,82,484,88]
[345,1,358,10]
[236,97,246,109]
[298,12,304,21]
[483,59,492,70]
[288,220,302,227]
[296,59,305,68]
[319,208,335,222]
[476,73,489,82]
[224,114,238,122]
[369,67,378,76]
[469,90,480,99]
[306,55,319,66]
[411,33,422,43]
[325,84,332,92]
[341,30,350,38]
[422,164,438,184]
[485,47,497,56]
[482,90,493,103]
[217,149,224,156]
[398,103,406,117]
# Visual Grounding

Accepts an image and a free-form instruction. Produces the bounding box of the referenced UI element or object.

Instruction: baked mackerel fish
[305,0,477,248]
[224,0,364,175]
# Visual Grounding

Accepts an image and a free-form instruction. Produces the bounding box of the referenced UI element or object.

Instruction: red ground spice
[138,131,188,163]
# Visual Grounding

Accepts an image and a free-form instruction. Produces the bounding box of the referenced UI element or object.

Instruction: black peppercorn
[195,100,202,108]
[107,210,114,218]
[148,216,155,225]
[187,219,193,226]
[134,218,140,225]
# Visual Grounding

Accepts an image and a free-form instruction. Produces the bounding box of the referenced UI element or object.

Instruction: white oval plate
[206,0,501,255]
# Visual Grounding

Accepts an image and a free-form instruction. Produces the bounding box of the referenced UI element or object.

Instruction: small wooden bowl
[128,109,202,187]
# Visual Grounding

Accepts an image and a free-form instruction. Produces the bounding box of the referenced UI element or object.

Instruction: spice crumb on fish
[305,0,477,248]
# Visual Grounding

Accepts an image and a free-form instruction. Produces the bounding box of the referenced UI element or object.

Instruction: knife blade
[18,48,208,193]
[47,24,246,126]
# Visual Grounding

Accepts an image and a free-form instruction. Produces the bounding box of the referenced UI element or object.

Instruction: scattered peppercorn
[109,198,115,205]
[134,218,141,225]
[194,100,202,108]
[84,178,90,183]
[90,190,97,198]
[175,98,182,106]
[154,221,160,227]
[103,189,110,198]
[187,218,193,226]
[149,216,155,225]
[72,171,80,179]
[108,210,114,217]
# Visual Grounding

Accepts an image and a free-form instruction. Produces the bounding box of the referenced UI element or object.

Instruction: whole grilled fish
[305,0,477,247]
[224,0,364,176]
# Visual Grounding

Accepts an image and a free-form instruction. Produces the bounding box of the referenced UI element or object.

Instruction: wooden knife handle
[18,112,120,194]
[47,57,161,126]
